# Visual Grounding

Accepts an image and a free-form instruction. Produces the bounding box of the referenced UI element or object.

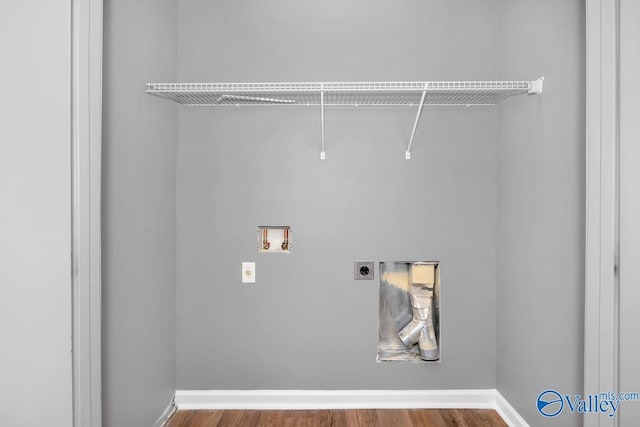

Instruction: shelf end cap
[529,77,544,95]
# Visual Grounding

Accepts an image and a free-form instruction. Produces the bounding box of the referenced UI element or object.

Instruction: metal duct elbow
[398,263,439,361]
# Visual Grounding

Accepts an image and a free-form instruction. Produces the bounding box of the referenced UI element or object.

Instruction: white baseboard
[154,395,177,427]
[174,389,529,426]
[494,391,531,427]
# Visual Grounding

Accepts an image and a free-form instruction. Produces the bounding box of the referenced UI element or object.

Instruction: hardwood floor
[166,409,507,426]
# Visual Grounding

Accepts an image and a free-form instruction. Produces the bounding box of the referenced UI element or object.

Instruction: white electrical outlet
[241,262,255,284]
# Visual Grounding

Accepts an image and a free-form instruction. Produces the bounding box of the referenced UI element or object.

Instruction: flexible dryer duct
[398,263,439,361]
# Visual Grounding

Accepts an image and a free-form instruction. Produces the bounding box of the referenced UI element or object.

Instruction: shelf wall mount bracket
[405,88,428,160]
[320,84,325,160]
[528,76,544,95]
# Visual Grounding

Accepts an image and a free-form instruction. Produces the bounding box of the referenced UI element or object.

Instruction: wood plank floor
[166,409,507,427]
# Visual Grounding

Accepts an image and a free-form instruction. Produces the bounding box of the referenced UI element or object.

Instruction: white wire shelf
[146,80,542,107]
[146,79,544,158]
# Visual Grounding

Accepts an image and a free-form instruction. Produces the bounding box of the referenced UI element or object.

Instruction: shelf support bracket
[528,76,544,95]
[320,86,325,160]
[405,89,427,160]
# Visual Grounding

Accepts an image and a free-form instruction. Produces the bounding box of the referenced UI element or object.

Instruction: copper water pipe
[281,228,289,250]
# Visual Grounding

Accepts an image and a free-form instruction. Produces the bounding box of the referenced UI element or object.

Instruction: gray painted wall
[496,1,585,425]
[0,2,73,425]
[176,0,500,390]
[619,0,640,423]
[102,0,178,425]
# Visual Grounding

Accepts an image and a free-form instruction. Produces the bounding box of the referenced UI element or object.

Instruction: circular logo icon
[537,390,564,417]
